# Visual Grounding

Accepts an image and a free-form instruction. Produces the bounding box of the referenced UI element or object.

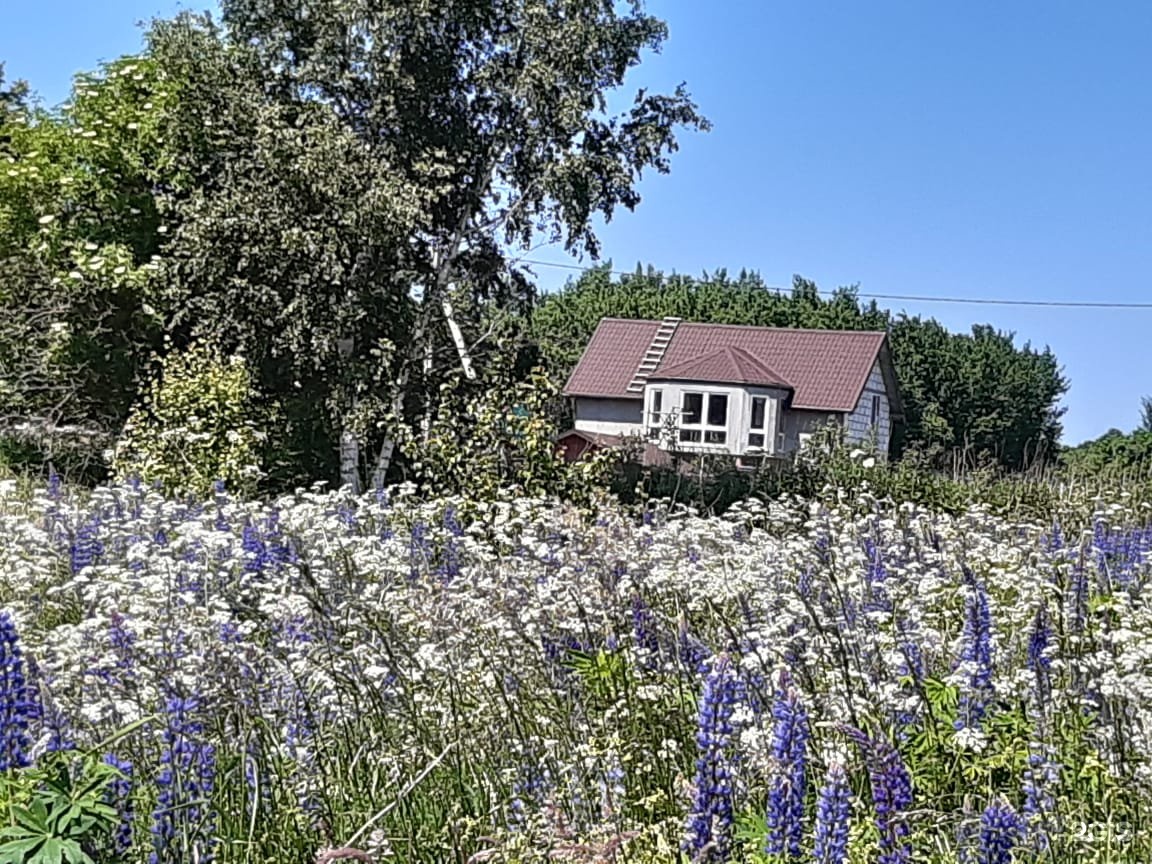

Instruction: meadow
[0,475,1150,863]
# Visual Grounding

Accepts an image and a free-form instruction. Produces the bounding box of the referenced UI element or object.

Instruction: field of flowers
[1,476,1151,863]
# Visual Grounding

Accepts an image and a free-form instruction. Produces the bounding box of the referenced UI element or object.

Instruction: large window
[748,396,768,448]
[679,391,728,444]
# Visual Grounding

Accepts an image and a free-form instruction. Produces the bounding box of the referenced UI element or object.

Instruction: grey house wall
[778,409,840,453]
[843,360,891,455]
[572,397,645,437]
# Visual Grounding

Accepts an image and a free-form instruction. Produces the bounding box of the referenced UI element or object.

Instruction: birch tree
[202,0,708,489]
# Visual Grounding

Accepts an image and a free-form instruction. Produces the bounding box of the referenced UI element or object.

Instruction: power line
[518,257,1152,310]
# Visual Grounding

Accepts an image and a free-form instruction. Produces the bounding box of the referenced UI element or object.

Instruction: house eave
[563,390,644,401]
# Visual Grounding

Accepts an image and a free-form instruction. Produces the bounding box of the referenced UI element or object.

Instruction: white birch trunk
[420,336,434,444]
[337,335,361,494]
[442,295,476,380]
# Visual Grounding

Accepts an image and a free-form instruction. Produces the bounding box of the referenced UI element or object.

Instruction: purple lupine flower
[104,754,134,855]
[631,594,659,658]
[70,516,103,574]
[842,726,912,864]
[1026,606,1051,674]
[510,758,552,829]
[437,507,465,581]
[241,522,269,573]
[47,468,61,501]
[1021,742,1059,854]
[25,656,73,755]
[1027,605,1052,708]
[337,502,358,533]
[0,611,36,771]
[108,612,136,682]
[955,569,994,732]
[977,798,1021,864]
[684,653,741,862]
[677,618,712,675]
[150,695,217,864]
[766,672,809,859]
[813,762,851,864]
[863,538,893,614]
[797,566,814,600]
[408,521,430,582]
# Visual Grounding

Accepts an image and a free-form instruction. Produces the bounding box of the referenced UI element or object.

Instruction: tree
[1141,396,1152,433]
[530,267,1068,470]
[145,1,706,491]
[0,57,166,472]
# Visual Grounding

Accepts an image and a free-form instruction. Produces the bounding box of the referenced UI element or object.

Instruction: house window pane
[650,389,664,425]
[748,432,765,448]
[679,428,702,443]
[751,396,766,430]
[682,392,703,424]
[706,394,728,427]
[705,429,727,444]
[871,394,881,426]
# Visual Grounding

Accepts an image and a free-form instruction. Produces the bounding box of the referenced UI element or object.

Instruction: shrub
[111,341,269,497]
[396,365,614,511]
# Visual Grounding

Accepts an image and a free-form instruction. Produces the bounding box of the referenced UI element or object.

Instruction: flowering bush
[0,476,1150,862]
[111,342,268,498]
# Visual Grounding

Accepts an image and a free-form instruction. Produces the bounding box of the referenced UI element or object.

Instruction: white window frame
[677,390,729,445]
[747,395,769,450]
[647,388,665,440]
[870,394,882,427]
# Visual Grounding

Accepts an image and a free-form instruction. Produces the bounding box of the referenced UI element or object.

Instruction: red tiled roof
[563,318,889,412]
[651,346,792,389]
[562,318,661,401]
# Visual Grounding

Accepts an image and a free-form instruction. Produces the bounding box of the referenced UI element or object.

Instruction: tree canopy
[0,0,706,487]
[530,265,1068,470]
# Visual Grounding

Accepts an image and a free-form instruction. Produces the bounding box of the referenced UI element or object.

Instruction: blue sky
[4,1,1151,444]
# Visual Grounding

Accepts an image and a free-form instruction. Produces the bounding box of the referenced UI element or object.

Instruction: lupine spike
[842,726,912,864]
[813,761,852,864]
[149,694,217,864]
[684,653,741,863]
[104,753,135,856]
[0,611,36,772]
[955,570,994,733]
[766,671,809,859]
[977,798,1022,864]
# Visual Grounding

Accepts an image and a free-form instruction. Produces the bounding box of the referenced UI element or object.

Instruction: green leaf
[38,838,64,864]
[58,839,90,864]
[0,838,44,864]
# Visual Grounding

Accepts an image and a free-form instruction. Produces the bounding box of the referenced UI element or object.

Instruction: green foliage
[397,365,613,508]
[1062,427,1152,476]
[0,751,124,864]
[142,0,706,490]
[112,341,269,497]
[3,0,705,491]
[531,266,1068,471]
[0,56,167,477]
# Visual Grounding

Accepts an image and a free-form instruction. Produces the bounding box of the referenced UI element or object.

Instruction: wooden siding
[843,360,891,455]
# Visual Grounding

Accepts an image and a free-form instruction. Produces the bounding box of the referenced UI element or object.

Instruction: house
[558,317,903,464]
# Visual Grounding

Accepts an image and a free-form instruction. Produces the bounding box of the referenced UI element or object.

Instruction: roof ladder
[626,316,682,393]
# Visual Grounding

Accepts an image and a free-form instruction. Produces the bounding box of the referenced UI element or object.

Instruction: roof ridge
[723,345,792,384]
[596,316,888,337]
